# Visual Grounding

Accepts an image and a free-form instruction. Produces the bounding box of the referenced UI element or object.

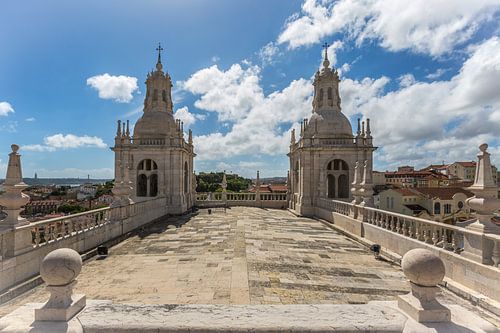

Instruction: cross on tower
[322,42,329,60]
[156,42,164,63]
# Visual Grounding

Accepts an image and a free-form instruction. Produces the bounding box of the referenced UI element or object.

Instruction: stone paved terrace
[1,207,411,317]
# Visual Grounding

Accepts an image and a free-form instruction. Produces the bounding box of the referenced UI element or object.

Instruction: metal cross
[156,42,164,63]
[322,42,329,59]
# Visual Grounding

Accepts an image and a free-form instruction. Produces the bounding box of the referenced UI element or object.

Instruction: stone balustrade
[315,197,500,304]
[195,192,287,209]
[0,197,169,298]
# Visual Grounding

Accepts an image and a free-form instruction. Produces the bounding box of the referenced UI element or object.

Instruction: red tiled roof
[454,161,476,167]
[412,187,474,200]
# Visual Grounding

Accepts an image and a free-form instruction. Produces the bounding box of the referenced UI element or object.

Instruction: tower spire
[322,42,330,68]
[155,42,164,71]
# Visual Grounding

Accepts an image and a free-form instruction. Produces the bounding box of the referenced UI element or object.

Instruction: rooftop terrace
[1,207,411,315]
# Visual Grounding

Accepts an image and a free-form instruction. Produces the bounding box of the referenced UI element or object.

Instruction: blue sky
[1,0,499,179]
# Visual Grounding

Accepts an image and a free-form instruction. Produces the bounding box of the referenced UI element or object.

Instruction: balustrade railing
[195,192,287,205]
[318,198,500,266]
[30,207,111,248]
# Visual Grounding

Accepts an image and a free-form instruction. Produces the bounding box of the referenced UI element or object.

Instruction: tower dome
[133,43,177,139]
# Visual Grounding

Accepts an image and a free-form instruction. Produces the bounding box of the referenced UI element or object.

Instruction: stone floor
[1,207,412,316]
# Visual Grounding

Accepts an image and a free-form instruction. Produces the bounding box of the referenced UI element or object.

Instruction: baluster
[451,231,459,252]
[389,216,395,231]
[34,227,41,246]
[395,217,400,233]
[402,219,408,236]
[441,228,449,249]
[491,239,500,267]
[431,226,439,246]
[423,225,431,243]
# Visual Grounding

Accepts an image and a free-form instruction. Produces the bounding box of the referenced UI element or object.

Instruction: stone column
[463,143,500,264]
[398,248,451,323]
[0,144,32,257]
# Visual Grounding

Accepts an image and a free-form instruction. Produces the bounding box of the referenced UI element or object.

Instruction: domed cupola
[133,43,177,139]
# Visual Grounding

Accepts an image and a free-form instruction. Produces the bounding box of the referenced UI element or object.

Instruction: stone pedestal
[398,283,451,322]
[397,248,450,323]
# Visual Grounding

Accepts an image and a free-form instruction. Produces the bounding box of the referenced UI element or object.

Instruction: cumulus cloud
[344,37,500,168]
[23,134,107,152]
[174,107,196,127]
[182,64,264,122]
[278,0,499,56]
[0,102,14,116]
[258,42,281,66]
[86,74,138,103]
[184,36,500,170]
[185,63,312,160]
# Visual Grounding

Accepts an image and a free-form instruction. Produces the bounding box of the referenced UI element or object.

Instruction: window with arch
[149,174,158,197]
[325,159,349,199]
[444,204,451,214]
[294,161,299,189]
[162,90,167,102]
[153,89,158,101]
[327,87,332,99]
[137,159,158,197]
[319,88,324,100]
[434,202,441,214]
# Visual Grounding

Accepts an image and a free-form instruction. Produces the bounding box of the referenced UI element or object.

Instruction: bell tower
[288,44,376,216]
[111,43,196,214]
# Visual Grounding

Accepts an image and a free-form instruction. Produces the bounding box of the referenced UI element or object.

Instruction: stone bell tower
[288,43,376,216]
[112,44,196,214]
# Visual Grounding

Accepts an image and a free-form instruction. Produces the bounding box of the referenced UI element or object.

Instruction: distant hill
[260,177,287,184]
[0,178,112,186]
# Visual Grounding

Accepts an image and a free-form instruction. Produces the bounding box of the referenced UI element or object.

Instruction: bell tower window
[153,89,158,101]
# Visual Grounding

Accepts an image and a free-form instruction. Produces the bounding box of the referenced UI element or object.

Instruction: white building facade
[111,46,196,214]
[288,47,376,216]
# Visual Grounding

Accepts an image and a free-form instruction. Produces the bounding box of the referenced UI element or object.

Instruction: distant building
[447,161,497,184]
[77,183,97,201]
[250,184,287,193]
[24,200,62,215]
[378,187,473,223]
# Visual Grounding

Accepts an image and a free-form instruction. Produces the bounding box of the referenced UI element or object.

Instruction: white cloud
[182,64,264,122]
[0,102,14,116]
[186,62,312,160]
[398,74,416,88]
[25,117,36,122]
[211,56,220,63]
[186,36,500,171]
[343,37,500,168]
[86,74,138,103]
[23,134,107,152]
[258,42,281,66]
[174,106,196,127]
[278,0,499,56]
[324,40,343,66]
[426,68,449,80]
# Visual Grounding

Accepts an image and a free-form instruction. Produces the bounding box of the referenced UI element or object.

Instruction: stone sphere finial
[11,144,19,153]
[479,143,488,153]
[401,248,445,287]
[40,248,82,286]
